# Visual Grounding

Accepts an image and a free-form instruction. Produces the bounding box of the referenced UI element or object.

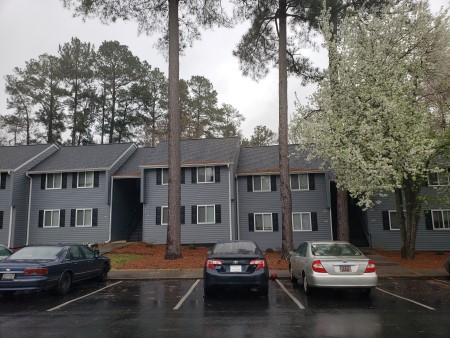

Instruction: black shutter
[215,167,221,183]
[424,210,433,230]
[92,209,98,226]
[72,173,78,188]
[156,207,161,225]
[0,211,3,229]
[247,176,253,192]
[191,167,197,183]
[180,206,185,224]
[71,209,76,227]
[181,168,185,184]
[311,212,318,231]
[191,206,197,224]
[271,175,277,191]
[94,172,100,187]
[215,205,221,223]
[309,173,315,190]
[60,209,65,227]
[41,174,46,189]
[38,210,44,228]
[1,173,6,189]
[248,213,254,232]
[382,211,390,230]
[62,173,67,189]
[156,169,162,185]
[272,213,279,231]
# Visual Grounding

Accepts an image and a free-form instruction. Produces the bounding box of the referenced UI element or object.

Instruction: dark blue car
[203,240,269,297]
[0,244,110,295]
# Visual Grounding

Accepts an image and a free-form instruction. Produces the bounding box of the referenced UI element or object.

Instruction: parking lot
[1,277,450,337]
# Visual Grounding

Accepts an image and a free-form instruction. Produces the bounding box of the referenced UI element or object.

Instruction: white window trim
[253,175,271,192]
[431,209,450,230]
[46,173,62,190]
[197,205,215,224]
[75,208,93,227]
[254,213,273,232]
[197,166,215,184]
[162,169,169,185]
[43,209,60,228]
[290,173,309,191]
[161,206,168,225]
[388,210,401,231]
[292,212,312,231]
[428,170,450,186]
[78,172,94,189]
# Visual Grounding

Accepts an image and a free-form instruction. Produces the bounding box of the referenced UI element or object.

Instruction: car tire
[259,287,269,298]
[55,271,71,296]
[204,288,213,298]
[303,274,312,295]
[97,263,109,282]
[360,288,371,297]
[289,265,298,284]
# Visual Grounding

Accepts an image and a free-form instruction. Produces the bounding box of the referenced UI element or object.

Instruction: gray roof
[29,143,136,173]
[114,147,156,177]
[0,144,56,171]
[236,145,325,175]
[141,138,241,167]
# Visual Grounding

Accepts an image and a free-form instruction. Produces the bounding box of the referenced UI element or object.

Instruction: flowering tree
[292,0,450,259]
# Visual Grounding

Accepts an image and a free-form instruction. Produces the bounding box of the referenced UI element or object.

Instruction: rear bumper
[309,272,378,288]
[0,277,58,292]
[204,268,269,291]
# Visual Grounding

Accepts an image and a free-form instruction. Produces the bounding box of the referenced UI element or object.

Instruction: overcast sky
[0,0,448,140]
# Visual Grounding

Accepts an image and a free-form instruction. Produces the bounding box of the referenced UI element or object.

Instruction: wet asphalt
[1,277,450,338]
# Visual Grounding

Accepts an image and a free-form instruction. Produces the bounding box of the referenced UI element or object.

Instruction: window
[76,209,92,227]
[254,213,273,232]
[432,210,450,230]
[253,175,271,192]
[44,210,60,228]
[79,245,96,259]
[292,212,312,231]
[161,206,169,225]
[389,211,401,230]
[162,169,169,185]
[428,170,449,186]
[46,173,62,189]
[198,167,215,183]
[198,205,215,224]
[291,174,309,190]
[78,172,94,188]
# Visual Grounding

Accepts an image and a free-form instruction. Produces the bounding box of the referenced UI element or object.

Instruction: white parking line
[275,279,305,310]
[173,279,200,310]
[47,281,122,312]
[376,287,436,310]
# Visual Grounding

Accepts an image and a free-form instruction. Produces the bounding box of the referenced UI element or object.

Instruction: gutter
[107,176,114,243]
[236,176,240,240]
[25,173,32,246]
[6,171,13,248]
[228,164,232,240]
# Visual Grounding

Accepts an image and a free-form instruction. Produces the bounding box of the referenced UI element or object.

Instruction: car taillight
[249,259,266,270]
[312,260,327,273]
[364,259,376,273]
[206,259,222,270]
[24,268,48,275]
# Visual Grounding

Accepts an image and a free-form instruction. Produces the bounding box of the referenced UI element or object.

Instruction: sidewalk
[101,243,449,280]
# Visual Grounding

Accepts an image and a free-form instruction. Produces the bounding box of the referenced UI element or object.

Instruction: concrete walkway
[99,242,449,280]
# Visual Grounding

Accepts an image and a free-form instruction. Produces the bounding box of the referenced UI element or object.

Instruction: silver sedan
[289,241,378,296]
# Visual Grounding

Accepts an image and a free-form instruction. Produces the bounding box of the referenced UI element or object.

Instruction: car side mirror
[94,249,100,258]
[289,251,296,257]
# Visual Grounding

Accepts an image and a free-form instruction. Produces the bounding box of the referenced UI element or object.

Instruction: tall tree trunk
[109,81,116,143]
[336,188,349,241]
[72,82,79,145]
[165,0,182,260]
[278,0,293,259]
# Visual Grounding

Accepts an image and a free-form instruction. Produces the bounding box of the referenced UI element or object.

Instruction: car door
[68,245,86,282]
[297,243,309,274]
[78,245,101,279]
[291,242,306,278]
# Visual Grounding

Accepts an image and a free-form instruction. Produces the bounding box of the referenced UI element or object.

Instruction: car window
[311,243,362,256]
[213,242,259,255]
[79,245,96,259]
[7,246,62,260]
[0,247,11,256]
[69,246,85,260]
[299,243,308,257]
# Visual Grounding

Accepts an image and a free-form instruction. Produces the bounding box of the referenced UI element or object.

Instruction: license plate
[340,266,352,272]
[2,273,15,280]
[230,265,242,272]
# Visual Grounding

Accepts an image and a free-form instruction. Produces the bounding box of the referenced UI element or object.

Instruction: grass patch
[106,254,143,269]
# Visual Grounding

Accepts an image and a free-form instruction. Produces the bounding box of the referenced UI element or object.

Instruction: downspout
[236,176,240,240]
[228,164,232,240]
[25,173,33,246]
[7,171,13,248]
[107,176,114,243]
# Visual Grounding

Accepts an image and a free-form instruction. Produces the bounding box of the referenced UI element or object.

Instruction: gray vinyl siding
[238,173,332,251]
[0,174,11,246]
[366,187,450,251]
[143,166,232,244]
[28,172,109,245]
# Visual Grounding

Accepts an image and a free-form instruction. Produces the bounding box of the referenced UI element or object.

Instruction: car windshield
[7,246,62,260]
[0,247,11,256]
[311,243,362,257]
[213,242,258,255]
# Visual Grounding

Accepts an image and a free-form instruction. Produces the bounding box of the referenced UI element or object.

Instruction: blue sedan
[0,244,110,295]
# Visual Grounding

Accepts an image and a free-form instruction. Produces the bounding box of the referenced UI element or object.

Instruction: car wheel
[97,264,109,282]
[55,272,71,296]
[303,274,312,295]
[289,265,298,284]
[360,288,371,297]
[204,288,214,298]
[259,287,269,298]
